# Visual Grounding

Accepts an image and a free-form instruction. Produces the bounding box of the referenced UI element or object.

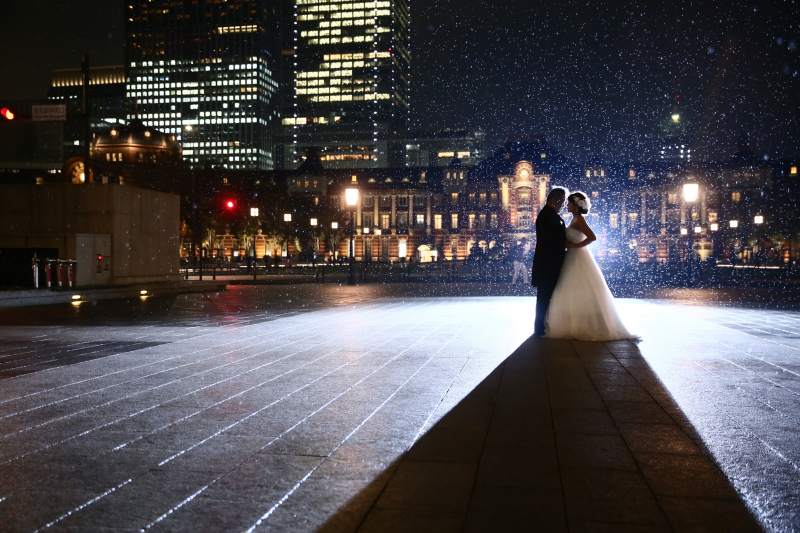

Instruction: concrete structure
[0,184,180,287]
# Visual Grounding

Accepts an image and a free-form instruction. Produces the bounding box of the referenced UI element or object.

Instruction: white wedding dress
[545,225,637,341]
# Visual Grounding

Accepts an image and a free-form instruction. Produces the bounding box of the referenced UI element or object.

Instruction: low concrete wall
[0,184,180,286]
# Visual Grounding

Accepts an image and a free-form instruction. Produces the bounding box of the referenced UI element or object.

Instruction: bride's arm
[568,218,597,249]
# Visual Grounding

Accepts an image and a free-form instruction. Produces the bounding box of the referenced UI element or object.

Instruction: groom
[531,187,567,336]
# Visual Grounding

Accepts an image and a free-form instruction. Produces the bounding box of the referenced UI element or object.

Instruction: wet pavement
[0,284,796,531]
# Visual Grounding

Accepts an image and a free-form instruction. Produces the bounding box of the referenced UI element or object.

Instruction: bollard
[45,260,54,288]
[56,260,65,288]
[32,256,40,289]
[67,260,76,288]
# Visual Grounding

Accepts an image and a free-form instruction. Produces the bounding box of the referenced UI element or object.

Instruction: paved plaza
[0,285,797,531]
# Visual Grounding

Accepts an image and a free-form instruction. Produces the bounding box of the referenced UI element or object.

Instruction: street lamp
[249,207,260,280]
[682,182,700,285]
[345,187,359,284]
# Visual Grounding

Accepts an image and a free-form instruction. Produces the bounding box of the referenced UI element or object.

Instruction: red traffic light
[224,199,236,210]
[0,107,15,121]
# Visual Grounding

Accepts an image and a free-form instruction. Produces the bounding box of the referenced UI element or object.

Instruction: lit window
[434,214,442,230]
[451,214,459,228]
[610,213,619,229]
[416,214,425,225]
[791,166,798,175]
[451,192,459,202]
[731,191,741,203]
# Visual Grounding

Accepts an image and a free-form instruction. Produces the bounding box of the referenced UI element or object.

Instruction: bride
[545,191,637,341]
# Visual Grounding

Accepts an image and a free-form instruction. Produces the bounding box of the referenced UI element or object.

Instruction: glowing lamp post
[682,182,700,285]
[345,187,359,284]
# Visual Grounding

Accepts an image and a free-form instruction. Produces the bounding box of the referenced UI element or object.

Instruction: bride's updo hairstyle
[568,191,591,215]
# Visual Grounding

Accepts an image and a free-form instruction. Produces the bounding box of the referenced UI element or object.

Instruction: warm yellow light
[682,183,699,203]
[139,289,149,296]
[184,124,193,132]
[331,221,339,230]
[144,131,151,138]
[71,294,82,301]
[345,187,359,207]
[671,113,681,123]
[694,226,702,234]
[729,220,739,229]
[250,207,259,217]
[680,227,688,235]
[791,166,798,175]
[710,223,719,232]
[283,213,292,222]
[110,129,118,137]
[363,227,371,234]
[754,215,764,225]
[310,218,318,227]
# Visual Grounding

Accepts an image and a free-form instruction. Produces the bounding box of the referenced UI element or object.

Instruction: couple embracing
[531,187,636,342]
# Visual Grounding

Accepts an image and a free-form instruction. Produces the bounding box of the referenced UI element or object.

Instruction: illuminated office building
[284,0,411,169]
[126,0,281,170]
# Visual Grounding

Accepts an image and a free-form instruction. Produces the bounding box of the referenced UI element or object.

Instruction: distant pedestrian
[511,242,529,285]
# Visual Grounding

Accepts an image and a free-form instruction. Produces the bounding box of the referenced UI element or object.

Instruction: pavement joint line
[32,478,134,533]
[28,302,439,530]
[0,302,345,401]
[0,330,326,439]
[154,305,436,469]
[1,300,415,503]
[245,352,442,533]
[579,340,674,526]
[142,305,455,531]
[684,359,800,476]
[112,344,347,452]
[409,353,473,446]
[0,336,330,460]
[0,342,150,374]
[0,305,355,419]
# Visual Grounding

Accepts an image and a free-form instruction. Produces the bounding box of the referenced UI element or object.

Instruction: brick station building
[281,141,557,262]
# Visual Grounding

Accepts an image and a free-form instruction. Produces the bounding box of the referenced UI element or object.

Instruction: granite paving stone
[0,286,783,530]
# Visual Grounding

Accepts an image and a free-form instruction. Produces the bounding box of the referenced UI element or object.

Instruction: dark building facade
[281,0,411,169]
[126,0,281,170]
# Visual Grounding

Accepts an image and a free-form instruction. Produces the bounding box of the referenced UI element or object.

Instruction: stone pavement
[0,285,791,531]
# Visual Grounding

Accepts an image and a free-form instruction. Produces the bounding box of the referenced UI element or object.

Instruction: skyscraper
[283,0,411,169]
[126,0,281,170]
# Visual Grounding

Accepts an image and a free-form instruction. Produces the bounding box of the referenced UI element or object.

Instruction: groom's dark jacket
[531,205,567,287]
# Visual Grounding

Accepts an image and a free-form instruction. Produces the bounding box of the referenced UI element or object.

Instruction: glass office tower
[126,0,281,170]
[285,0,411,168]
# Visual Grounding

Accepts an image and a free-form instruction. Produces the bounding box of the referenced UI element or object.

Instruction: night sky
[1,0,798,162]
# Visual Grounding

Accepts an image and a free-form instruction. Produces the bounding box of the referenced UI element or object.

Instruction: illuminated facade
[126,0,280,170]
[285,0,411,168]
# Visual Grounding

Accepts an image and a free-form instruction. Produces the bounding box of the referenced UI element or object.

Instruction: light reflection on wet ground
[0,284,797,529]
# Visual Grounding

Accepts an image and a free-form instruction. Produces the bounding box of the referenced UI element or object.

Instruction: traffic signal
[224,199,236,210]
[0,107,15,121]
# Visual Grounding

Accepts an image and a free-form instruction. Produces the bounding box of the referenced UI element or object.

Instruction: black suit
[531,205,566,335]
